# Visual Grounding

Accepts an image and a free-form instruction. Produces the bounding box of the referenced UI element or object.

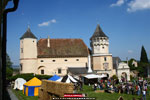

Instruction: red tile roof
[37,38,89,58]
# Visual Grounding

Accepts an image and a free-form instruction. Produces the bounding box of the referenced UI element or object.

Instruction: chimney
[88,55,92,73]
[47,36,50,47]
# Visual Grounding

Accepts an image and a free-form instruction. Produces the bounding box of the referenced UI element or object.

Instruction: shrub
[9,73,52,81]
[111,75,118,80]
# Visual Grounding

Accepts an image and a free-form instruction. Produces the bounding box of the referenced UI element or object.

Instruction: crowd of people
[92,77,149,100]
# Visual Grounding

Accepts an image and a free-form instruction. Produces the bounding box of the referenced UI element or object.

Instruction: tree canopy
[140,45,148,63]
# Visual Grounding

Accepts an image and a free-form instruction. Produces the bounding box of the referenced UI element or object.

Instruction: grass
[12,85,150,100]
[12,89,38,100]
[78,85,150,100]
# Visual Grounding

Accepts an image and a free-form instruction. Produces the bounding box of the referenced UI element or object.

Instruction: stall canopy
[23,77,41,96]
[59,75,77,83]
[48,75,61,81]
[84,74,107,79]
[14,78,26,90]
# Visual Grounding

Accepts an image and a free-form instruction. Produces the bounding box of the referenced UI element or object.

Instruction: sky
[7,0,150,65]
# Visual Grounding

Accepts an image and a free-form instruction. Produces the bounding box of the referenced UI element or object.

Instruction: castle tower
[90,24,115,77]
[20,27,37,74]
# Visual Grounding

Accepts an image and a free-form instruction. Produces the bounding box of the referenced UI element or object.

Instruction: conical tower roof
[20,27,37,39]
[90,24,108,40]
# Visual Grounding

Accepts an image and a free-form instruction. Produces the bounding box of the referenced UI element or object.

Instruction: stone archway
[117,62,130,82]
[38,66,45,75]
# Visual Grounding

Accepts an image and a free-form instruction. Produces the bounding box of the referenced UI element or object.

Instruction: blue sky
[7,0,150,65]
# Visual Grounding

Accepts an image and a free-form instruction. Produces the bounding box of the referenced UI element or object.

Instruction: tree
[6,53,13,79]
[128,58,137,70]
[140,45,148,63]
[6,53,13,68]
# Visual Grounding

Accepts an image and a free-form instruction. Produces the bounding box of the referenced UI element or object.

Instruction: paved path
[7,88,19,100]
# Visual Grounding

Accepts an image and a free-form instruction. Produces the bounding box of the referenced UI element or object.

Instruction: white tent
[58,75,77,83]
[13,78,26,90]
[84,74,107,79]
[56,77,63,82]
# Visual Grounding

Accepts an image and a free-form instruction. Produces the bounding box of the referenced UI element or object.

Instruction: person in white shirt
[142,89,146,100]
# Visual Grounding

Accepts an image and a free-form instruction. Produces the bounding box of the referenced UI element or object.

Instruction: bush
[35,74,52,80]
[111,75,118,80]
[9,73,52,81]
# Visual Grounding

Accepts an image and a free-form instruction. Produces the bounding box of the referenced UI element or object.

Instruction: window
[58,69,61,74]
[33,40,34,42]
[64,59,67,61]
[102,46,104,49]
[41,70,44,74]
[20,64,23,71]
[41,60,44,62]
[52,60,55,62]
[21,48,23,53]
[103,63,109,70]
[76,59,79,61]
[104,57,107,61]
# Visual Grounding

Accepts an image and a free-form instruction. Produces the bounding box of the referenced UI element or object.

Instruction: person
[80,82,83,91]
[94,83,97,91]
[142,89,146,100]
[138,84,141,95]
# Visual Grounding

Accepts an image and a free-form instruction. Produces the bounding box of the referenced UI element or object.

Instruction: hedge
[9,73,52,81]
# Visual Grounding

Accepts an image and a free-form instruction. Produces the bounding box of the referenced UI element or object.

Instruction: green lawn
[78,85,150,100]
[12,85,150,100]
[12,89,38,100]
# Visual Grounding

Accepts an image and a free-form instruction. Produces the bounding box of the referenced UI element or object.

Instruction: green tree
[128,58,137,70]
[138,46,150,77]
[140,45,148,63]
[6,53,13,79]
[6,53,13,68]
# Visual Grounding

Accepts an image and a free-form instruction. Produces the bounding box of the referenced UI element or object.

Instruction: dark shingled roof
[68,67,88,75]
[37,39,89,58]
[20,28,37,39]
[90,24,108,40]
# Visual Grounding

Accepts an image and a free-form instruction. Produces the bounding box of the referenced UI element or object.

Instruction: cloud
[127,0,150,12]
[38,19,56,27]
[128,50,133,53]
[110,0,125,7]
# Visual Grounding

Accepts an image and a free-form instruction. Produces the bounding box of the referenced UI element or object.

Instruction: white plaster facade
[117,62,130,81]
[20,28,89,76]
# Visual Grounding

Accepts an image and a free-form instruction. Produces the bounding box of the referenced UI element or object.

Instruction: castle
[20,24,124,78]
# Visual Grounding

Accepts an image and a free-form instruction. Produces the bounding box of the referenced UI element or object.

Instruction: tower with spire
[90,24,115,77]
[20,27,37,73]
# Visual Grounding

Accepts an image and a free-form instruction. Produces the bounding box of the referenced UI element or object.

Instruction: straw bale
[95,90,104,93]
[41,80,74,96]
